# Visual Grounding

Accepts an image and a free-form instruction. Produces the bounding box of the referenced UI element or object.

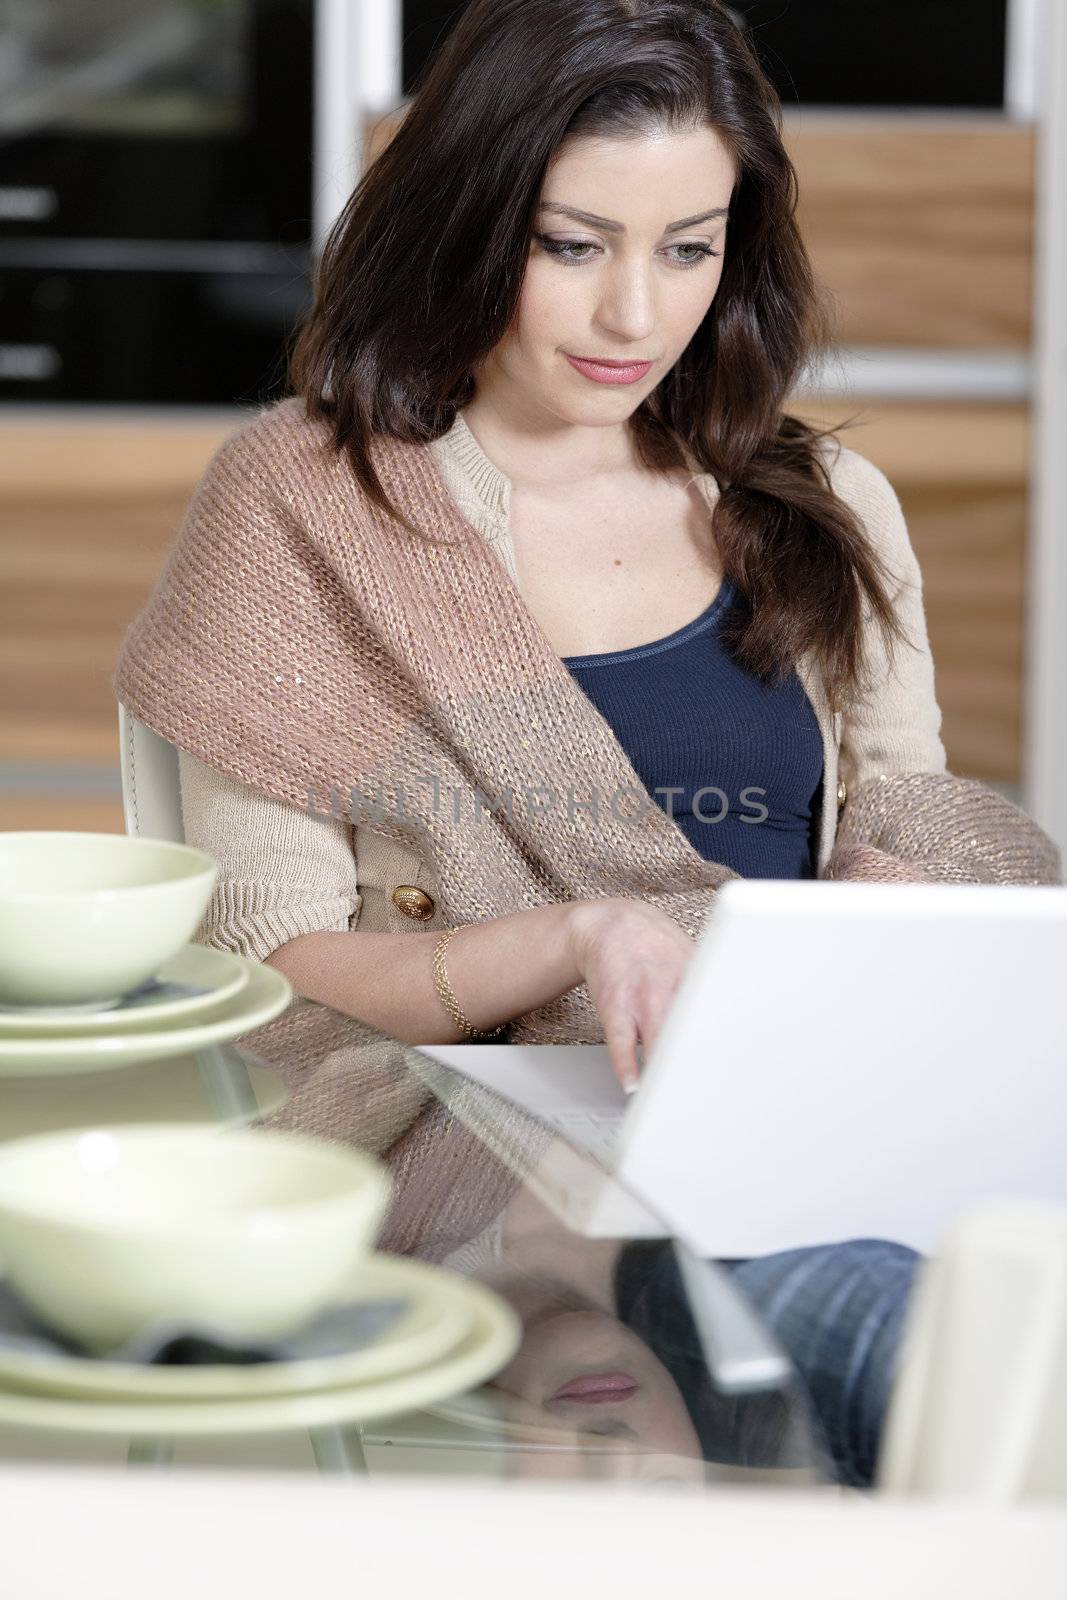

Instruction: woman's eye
[534,234,720,269]
[535,236,599,263]
[670,242,720,266]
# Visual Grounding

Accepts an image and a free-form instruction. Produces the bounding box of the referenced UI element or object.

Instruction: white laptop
[416,879,1067,1257]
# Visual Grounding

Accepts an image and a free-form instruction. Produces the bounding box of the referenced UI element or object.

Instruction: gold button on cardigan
[392,885,436,921]
[171,403,953,967]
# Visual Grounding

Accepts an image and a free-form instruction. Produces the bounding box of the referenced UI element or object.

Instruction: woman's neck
[458,395,642,491]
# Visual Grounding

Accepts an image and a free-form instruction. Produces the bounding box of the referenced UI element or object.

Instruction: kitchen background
[1,0,1064,860]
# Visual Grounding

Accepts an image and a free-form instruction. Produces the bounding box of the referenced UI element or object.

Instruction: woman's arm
[833,771,1062,885]
[180,750,700,1084]
[264,903,586,1046]
[823,447,1060,885]
[178,747,363,963]
[179,746,587,1044]
[269,895,699,1090]
[830,445,947,794]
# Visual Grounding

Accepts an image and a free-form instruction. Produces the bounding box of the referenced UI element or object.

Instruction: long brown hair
[289,0,910,712]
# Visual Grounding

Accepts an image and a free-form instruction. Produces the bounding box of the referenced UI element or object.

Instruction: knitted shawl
[113,397,1062,1043]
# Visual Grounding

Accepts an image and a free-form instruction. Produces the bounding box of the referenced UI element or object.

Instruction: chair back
[117,703,184,843]
[878,1200,1067,1501]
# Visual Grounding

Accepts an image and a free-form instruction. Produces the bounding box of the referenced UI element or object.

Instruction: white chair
[117,703,184,842]
[878,1200,1067,1501]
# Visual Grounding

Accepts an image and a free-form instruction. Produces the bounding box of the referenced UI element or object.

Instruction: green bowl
[0,832,218,1008]
[0,1125,394,1354]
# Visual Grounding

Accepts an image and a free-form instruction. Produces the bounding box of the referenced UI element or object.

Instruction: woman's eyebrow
[538,203,728,233]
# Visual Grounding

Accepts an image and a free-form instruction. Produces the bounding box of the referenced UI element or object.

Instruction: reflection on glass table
[0,1044,286,1143]
[0,996,844,1490]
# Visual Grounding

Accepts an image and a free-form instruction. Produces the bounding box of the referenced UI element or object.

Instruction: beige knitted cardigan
[113,397,1062,1042]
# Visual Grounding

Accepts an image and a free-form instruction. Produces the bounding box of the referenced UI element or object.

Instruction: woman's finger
[601,1010,641,1096]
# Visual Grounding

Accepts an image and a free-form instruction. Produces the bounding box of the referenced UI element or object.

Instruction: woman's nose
[595,265,657,343]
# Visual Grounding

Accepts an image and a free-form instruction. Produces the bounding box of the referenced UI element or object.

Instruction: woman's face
[475,124,736,430]
[487,1306,704,1482]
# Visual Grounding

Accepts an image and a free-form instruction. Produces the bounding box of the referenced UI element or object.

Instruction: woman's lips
[565,354,653,386]
[548,1372,640,1405]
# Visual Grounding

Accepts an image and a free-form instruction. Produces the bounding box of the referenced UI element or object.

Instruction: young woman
[116,0,1057,1088]
[114,0,1059,1484]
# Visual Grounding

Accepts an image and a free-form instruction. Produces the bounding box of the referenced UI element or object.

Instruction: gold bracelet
[431,924,506,1041]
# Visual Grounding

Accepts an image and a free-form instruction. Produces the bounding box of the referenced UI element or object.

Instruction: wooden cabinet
[792,399,1029,782]
[0,418,235,831]
[784,118,1035,788]
[788,117,1034,348]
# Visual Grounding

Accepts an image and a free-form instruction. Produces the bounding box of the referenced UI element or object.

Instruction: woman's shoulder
[207,395,435,511]
[813,433,915,583]
[207,394,336,481]
[814,433,902,520]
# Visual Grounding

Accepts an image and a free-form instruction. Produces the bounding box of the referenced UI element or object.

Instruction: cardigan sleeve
[178,748,363,963]
[824,446,1062,886]
[830,444,948,791]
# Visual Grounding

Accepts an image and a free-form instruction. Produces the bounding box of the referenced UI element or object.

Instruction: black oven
[401,1,1011,110]
[0,0,313,405]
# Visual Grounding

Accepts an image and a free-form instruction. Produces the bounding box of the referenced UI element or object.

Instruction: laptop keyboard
[546,1109,626,1167]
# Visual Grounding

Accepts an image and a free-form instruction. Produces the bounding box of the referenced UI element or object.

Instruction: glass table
[0,997,837,1489]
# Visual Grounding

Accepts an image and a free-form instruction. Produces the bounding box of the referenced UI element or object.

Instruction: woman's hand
[824,842,934,884]
[565,898,699,1094]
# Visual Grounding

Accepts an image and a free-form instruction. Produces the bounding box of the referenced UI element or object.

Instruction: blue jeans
[719,1238,921,1488]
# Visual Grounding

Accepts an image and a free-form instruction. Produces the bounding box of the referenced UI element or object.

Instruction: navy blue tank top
[562,578,824,879]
